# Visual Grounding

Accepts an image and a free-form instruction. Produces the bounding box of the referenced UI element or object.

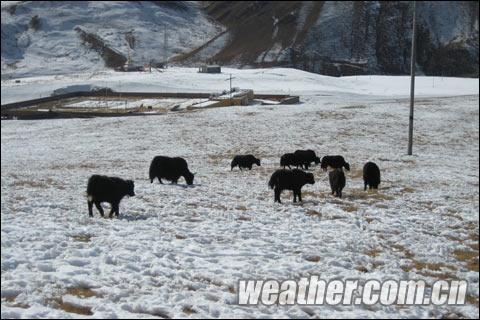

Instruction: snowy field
[59,98,208,112]
[1,68,479,318]
[1,67,479,105]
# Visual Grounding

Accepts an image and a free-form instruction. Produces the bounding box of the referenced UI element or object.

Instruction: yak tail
[268,171,279,189]
[86,175,95,195]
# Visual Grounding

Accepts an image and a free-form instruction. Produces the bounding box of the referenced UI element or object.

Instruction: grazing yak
[280,153,302,169]
[268,169,315,203]
[321,155,350,171]
[294,149,320,170]
[149,156,194,185]
[87,175,135,217]
[231,155,261,171]
[363,162,381,191]
[329,168,346,198]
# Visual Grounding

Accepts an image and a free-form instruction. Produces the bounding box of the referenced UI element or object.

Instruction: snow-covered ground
[1,67,479,105]
[59,98,208,112]
[1,68,479,318]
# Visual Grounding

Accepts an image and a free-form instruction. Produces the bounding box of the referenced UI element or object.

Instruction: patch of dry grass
[391,244,415,259]
[342,204,358,212]
[304,255,321,262]
[72,234,91,243]
[402,187,415,193]
[341,105,367,110]
[356,265,369,273]
[10,178,65,190]
[47,297,93,316]
[49,163,98,170]
[183,306,198,315]
[345,190,395,202]
[1,295,30,309]
[453,249,479,272]
[465,294,479,307]
[66,287,102,298]
[364,249,381,258]
[306,209,321,217]
[349,169,363,179]
[365,217,374,224]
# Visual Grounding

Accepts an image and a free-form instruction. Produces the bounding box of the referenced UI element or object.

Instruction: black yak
[321,155,350,171]
[231,155,261,171]
[149,156,194,185]
[280,153,302,169]
[329,168,346,198]
[268,169,315,203]
[87,175,135,217]
[363,162,381,191]
[294,149,321,170]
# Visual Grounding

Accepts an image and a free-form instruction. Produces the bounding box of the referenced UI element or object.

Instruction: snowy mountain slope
[2,1,478,78]
[1,71,479,318]
[1,1,223,78]
[187,1,479,77]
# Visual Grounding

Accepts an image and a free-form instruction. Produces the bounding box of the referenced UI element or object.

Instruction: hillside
[1,1,223,78]
[1,1,478,78]
[189,1,479,77]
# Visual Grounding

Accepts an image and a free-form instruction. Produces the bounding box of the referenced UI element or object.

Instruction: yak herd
[86,150,381,217]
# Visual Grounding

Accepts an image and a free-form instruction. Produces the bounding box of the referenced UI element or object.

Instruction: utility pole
[229,74,236,106]
[407,1,416,156]
[225,74,235,106]
[164,25,168,68]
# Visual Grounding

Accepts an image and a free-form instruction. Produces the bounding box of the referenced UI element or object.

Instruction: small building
[198,65,221,74]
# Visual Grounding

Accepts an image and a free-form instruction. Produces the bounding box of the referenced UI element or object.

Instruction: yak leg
[158,177,163,184]
[364,182,368,191]
[113,203,120,217]
[293,191,297,203]
[88,200,94,217]
[298,189,302,202]
[94,202,104,217]
[274,188,282,203]
[108,203,117,218]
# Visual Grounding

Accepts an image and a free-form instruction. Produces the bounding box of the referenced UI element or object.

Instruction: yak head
[255,158,261,166]
[320,157,329,171]
[344,162,351,171]
[126,180,135,197]
[305,173,315,185]
[185,171,195,185]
